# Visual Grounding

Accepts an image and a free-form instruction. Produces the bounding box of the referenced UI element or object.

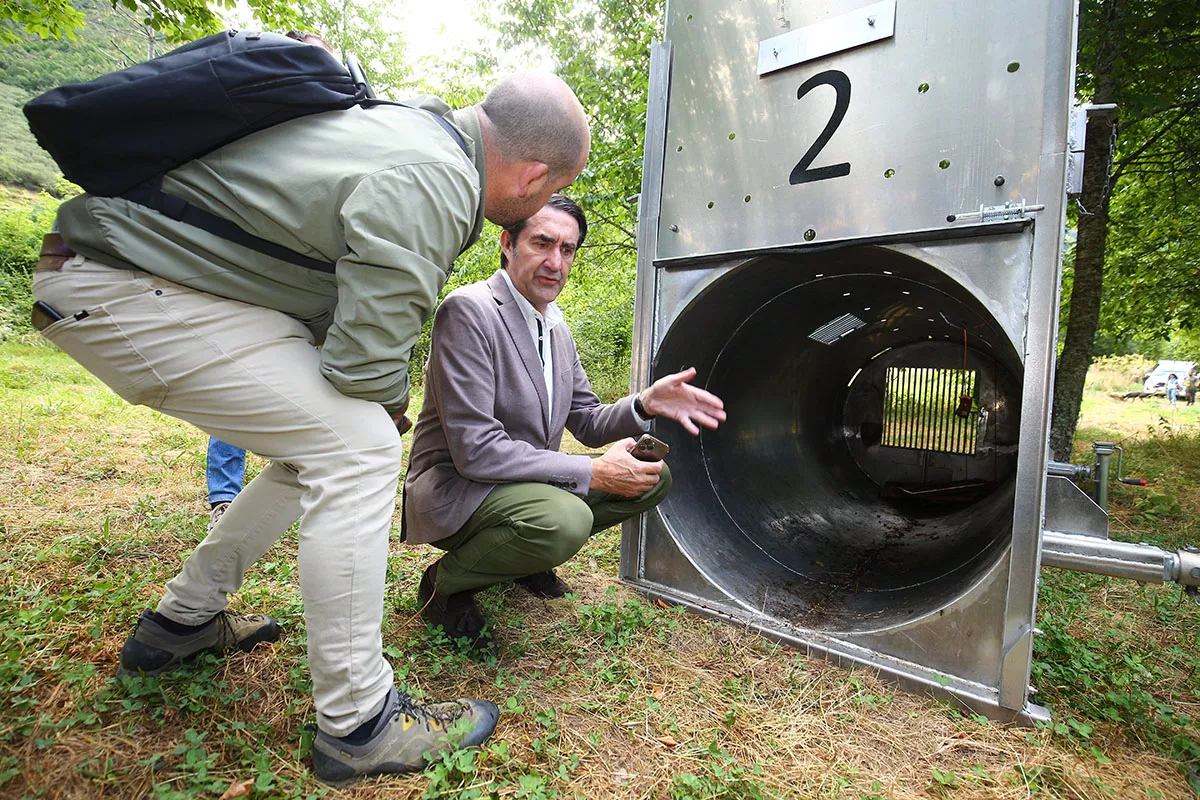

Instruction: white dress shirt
[498,268,560,408]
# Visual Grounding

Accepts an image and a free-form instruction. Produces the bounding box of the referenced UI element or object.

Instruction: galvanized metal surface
[1041,532,1183,584]
[657,0,1060,260]
[622,0,1078,720]
[1043,476,1109,539]
[643,243,1022,636]
[757,0,895,76]
[622,40,674,583]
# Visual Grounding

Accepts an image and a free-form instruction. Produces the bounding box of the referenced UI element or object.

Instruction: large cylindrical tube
[652,247,1024,633]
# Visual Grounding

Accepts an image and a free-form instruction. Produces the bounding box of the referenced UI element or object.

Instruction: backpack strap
[121,105,470,274]
[123,177,339,274]
[365,100,468,155]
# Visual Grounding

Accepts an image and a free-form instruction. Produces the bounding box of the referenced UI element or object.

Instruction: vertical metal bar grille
[882,367,977,454]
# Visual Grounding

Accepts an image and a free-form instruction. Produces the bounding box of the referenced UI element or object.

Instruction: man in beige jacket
[34,71,588,787]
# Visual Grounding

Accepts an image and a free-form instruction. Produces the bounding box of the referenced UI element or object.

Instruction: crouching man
[404,194,726,652]
[35,70,592,785]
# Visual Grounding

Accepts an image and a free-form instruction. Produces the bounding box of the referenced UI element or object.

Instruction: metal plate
[758,0,895,76]
[626,0,1078,719]
[1044,476,1109,538]
[658,0,1061,260]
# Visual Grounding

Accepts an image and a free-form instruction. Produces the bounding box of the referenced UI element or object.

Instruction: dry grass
[1,341,1197,799]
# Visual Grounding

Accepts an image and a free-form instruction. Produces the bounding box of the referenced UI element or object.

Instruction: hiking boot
[208,501,230,531]
[311,686,499,787]
[515,569,572,598]
[417,562,496,657]
[117,609,280,677]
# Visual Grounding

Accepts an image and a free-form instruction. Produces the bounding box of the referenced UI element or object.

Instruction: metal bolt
[773,48,778,58]
[803,228,816,241]
[668,224,679,233]
[994,175,1005,186]
[867,15,875,25]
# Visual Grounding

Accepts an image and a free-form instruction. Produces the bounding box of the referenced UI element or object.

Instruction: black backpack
[24,30,466,273]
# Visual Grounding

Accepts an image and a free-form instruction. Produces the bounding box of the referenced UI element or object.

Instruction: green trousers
[432,463,672,595]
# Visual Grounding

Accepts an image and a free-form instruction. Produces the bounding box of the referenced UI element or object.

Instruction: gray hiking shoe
[117,609,281,677]
[311,686,499,787]
[208,501,231,532]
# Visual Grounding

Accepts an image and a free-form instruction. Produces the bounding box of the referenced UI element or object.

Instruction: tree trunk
[1049,0,1123,461]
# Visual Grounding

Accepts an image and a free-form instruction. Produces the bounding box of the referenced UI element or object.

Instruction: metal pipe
[1093,442,1113,510]
[1041,531,1200,587]
[1046,460,1088,479]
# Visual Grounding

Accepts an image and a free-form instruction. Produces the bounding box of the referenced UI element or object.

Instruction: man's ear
[516,161,550,198]
[500,229,514,260]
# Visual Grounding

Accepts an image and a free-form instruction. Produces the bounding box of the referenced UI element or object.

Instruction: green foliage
[0,0,84,41]
[1075,0,1200,346]
[1034,568,1200,770]
[669,743,766,799]
[1,0,304,44]
[288,0,410,96]
[1084,354,1155,393]
[0,0,149,91]
[0,191,60,339]
[0,83,60,191]
[557,250,636,401]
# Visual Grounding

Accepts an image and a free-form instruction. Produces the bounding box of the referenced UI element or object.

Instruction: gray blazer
[404,271,644,544]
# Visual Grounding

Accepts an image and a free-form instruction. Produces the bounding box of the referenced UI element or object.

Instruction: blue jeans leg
[206,437,247,505]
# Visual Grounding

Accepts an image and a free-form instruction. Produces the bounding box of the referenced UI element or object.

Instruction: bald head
[478,72,590,183]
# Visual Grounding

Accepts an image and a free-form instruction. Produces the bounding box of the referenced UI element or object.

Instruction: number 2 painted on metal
[789,69,852,185]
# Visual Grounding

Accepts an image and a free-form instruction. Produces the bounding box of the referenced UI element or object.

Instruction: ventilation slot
[808,313,864,345]
[882,367,977,454]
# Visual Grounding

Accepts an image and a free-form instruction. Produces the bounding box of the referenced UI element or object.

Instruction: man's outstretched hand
[591,439,664,497]
[639,367,726,436]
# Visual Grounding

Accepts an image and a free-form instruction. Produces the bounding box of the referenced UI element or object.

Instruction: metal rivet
[669,224,679,233]
[803,229,816,241]
[867,15,875,25]
[994,175,1005,186]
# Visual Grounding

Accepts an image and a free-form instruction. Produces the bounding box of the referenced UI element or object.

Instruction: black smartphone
[632,433,670,461]
[31,300,64,331]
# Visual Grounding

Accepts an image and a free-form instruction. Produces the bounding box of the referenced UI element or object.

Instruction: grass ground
[1,338,1198,799]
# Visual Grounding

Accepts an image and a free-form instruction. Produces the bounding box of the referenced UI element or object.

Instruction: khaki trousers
[34,257,396,737]
[432,463,672,595]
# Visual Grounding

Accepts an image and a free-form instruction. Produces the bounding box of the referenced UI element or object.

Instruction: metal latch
[947,201,1045,224]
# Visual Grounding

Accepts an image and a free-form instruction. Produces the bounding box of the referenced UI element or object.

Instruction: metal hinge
[1066,103,1118,195]
[946,200,1045,224]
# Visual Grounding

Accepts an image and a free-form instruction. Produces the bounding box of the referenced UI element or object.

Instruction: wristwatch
[633,393,654,418]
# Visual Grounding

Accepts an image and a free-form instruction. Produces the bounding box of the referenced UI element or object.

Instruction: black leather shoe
[417,563,496,657]
[515,569,572,598]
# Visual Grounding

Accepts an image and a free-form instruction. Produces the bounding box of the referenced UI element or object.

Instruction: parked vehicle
[1143,360,1195,394]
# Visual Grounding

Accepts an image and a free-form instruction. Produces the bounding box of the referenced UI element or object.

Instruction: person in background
[206,437,246,528]
[1166,373,1180,406]
[1187,369,1198,406]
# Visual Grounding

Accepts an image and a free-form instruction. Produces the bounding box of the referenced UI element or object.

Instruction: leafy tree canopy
[1075,0,1200,346]
[1,0,302,43]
